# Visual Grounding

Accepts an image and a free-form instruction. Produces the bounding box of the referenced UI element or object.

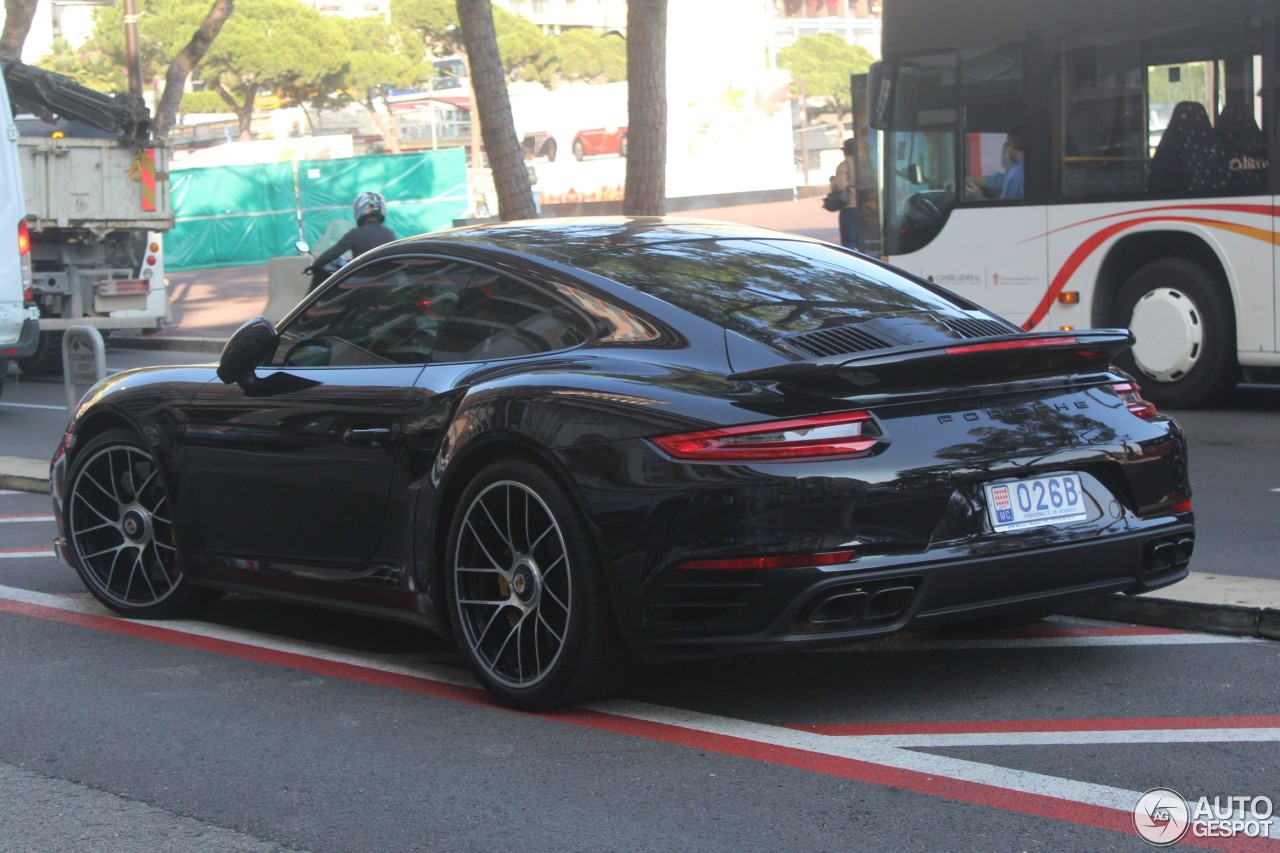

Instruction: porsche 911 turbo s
[50,218,1193,709]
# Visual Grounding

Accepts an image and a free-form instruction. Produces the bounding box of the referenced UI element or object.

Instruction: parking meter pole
[61,326,106,417]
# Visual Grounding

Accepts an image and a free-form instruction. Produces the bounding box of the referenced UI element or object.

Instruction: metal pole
[123,0,144,98]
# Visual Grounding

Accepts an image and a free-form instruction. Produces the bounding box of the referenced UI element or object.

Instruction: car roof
[398,216,819,264]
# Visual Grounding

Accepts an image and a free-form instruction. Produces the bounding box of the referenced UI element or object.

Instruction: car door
[182,256,467,568]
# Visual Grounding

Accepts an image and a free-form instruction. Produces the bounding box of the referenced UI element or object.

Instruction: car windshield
[570,238,967,343]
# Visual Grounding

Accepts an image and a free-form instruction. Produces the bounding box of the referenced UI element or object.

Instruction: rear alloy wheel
[65,429,217,618]
[1113,258,1237,409]
[448,459,620,709]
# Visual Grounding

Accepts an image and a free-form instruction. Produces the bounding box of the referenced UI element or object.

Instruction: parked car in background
[521,131,558,162]
[51,218,1194,711]
[572,126,627,160]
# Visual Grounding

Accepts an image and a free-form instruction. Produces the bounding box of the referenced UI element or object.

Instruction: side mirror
[217,317,279,390]
[906,163,924,185]
[867,61,897,129]
[295,240,311,254]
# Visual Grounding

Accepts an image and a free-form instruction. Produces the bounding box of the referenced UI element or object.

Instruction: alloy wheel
[453,479,572,690]
[68,441,181,609]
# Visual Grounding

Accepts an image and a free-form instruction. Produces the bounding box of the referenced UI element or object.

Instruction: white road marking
[0,401,65,411]
[0,549,55,559]
[0,515,55,523]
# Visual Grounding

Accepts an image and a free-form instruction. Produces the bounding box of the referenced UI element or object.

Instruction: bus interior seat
[1149,100,1229,195]
[1216,100,1268,193]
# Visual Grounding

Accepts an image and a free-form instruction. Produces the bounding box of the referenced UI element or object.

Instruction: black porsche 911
[50,218,1193,709]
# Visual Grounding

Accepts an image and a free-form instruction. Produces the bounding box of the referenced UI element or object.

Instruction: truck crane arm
[2,60,152,143]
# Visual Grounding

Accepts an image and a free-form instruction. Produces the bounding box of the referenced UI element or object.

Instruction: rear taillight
[652,411,882,461]
[1112,382,1157,419]
[676,550,856,570]
[945,336,1077,355]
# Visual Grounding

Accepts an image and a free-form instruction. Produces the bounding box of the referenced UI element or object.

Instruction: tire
[18,330,64,376]
[1112,258,1237,409]
[64,429,219,618]
[447,459,622,709]
[572,139,586,161]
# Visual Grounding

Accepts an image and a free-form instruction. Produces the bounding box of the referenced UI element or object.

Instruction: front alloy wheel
[65,429,214,618]
[449,460,619,709]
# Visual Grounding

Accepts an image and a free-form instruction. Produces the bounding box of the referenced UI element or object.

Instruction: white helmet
[353,191,387,224]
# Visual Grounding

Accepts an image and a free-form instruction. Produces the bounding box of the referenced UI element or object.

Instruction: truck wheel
[17,331,65,376]
[1113,258,1237,409]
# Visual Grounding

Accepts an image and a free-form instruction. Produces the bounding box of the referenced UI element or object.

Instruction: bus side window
[1060,45,1146,198]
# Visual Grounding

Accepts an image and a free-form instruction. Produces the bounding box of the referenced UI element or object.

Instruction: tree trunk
[365,95,402,154]
[210,79,254,140]
[623,0,666,216]
[455,0,535,221]
[0,0,38,61]
[152,0,235,141]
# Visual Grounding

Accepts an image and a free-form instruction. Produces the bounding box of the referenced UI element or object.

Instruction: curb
[1061,595,1280,641]
[0,472,48,494]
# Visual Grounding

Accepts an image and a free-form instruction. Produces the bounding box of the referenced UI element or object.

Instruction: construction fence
[166,148,468,271]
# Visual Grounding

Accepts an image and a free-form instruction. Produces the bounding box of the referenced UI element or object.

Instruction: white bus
[864,0,1275,407]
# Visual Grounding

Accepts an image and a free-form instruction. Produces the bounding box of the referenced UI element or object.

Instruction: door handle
[342,426,392,446]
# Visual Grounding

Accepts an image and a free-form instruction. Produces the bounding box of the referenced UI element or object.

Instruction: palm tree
[623,0,666,216]
[456,0,536,221]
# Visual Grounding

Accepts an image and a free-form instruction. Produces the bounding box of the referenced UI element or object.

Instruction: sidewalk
[5,202,1278,642]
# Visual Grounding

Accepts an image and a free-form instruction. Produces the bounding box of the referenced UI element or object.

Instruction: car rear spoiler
[728,329,1134,392]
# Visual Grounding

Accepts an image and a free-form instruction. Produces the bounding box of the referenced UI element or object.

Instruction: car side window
[430,271,593,363]
[272,257,467,367]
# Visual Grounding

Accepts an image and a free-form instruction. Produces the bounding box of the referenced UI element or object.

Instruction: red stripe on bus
[1023,214,1278,329]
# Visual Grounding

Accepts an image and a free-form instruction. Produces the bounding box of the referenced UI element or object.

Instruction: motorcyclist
[304,191,397,291]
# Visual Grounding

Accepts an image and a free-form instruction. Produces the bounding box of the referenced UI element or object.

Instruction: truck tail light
[652,411,882,461]
[18,221,33,300]
[96,279,150,297]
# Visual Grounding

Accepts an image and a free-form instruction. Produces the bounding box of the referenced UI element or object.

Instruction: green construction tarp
[167,148,468,271]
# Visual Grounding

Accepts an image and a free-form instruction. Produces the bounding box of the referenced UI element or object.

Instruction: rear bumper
[2,317,39,359]
[628,520,1194,660]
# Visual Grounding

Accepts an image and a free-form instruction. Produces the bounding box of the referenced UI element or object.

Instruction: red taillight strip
[676,550,856,571]
[652,411,880,462]
[17,221,31,256]
[944,336,1077,355]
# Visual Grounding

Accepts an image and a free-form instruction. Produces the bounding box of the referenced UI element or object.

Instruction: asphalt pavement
[2,198,1277,643]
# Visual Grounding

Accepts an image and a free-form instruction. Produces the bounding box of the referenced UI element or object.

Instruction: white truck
[2,60,172,375]
[0,62,39,396]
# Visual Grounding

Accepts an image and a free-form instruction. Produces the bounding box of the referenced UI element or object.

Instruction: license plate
[984,473,1087,532]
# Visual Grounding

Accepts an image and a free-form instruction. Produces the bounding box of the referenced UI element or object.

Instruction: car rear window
[570,238,967,343]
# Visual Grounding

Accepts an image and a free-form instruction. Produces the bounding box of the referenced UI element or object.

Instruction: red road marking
[1,594,1275,852]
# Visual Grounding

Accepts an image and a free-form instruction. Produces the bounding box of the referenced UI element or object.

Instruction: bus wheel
[1113,258,1237,409]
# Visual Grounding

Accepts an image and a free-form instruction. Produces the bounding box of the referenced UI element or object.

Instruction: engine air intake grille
[781,326,890,357]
